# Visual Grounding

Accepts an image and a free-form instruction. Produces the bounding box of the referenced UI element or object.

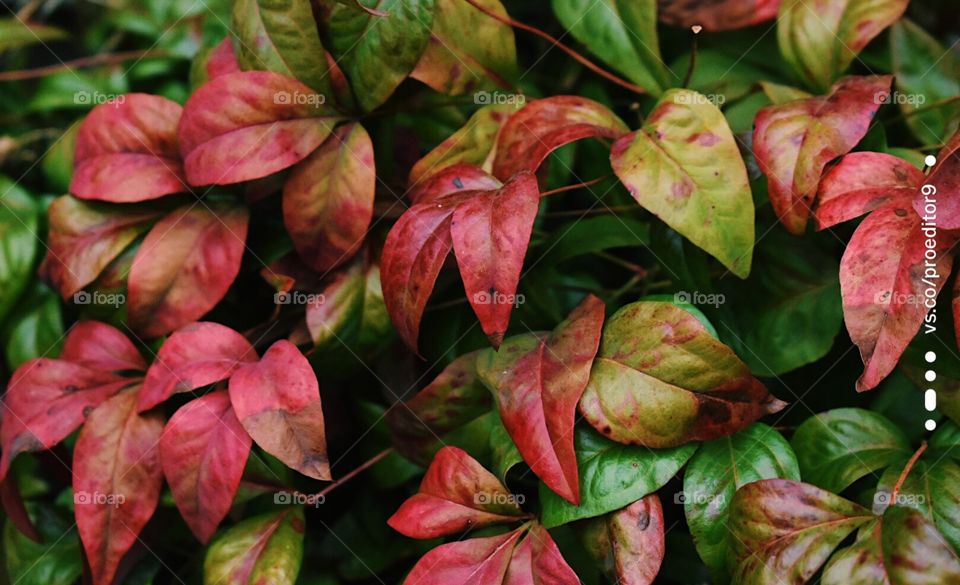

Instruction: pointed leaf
[492,96,628,180]
[503,524,579,585]
[205,38,241,81]
[160,391,251,543]
[402,529,522,585]
[579,301,786,447]
[71,94,185,202]
[388,446,525,539]
[0,178,38,323]
[611,88,754,277]
[753,75,892,234]
[73,388,164,585]
[282,123,375,272]
[581,495,665,585]
[60,321,146,373]
[127,202,249,337]
[815,152,923,229]
[657,0,779,31]
[177,71,340,185]
[228,340,330,480]
[204,508,305,585]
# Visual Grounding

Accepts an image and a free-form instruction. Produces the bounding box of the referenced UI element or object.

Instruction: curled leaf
[815,152,923,229]
[581,495,665,585]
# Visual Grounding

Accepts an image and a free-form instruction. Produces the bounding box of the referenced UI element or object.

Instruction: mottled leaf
[657,0,779,31]
[914,130,960,229]
[60,320,146,373]
[581,495,665,585]
[873,455,960,552]
[402,529,522,585]
[204,509,305,585]
[815,151,923,229]
[410,162,503,205]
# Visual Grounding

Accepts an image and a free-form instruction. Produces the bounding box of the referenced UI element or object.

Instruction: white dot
[925,351,937,363]
[925,370,937,382]
[925,155,938,167]
[925,419,937,431]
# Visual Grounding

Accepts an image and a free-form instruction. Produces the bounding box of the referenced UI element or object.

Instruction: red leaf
[840,204,957,390]
[914,129,960,229]
[582,495,665,585]
[206,38,240,80]
[70,94,186,202]
[228,340,330,480]
[753,76,891,234]
[159,390,251,543]
[178,71,341,186]
[403,529,523,585]
[40,196,163,298]
[73,387,164,585]
[127,201,249,337]
[503,524,580,585]
[139,322,257,412]
[657,0,779,31]
[815,152,923,229]
[0,478,39,542]
[410,163,503,205]
[0,360,133,481]
[451,171,539,347]
[491,96,628,180]
[480,295,605,504]
[61,321,147,373]
[388,446,526,539]
[282,123,375,272]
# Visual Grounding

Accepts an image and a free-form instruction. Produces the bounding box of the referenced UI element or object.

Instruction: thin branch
[890,441,927,501]
[0,49,170,82]
[314,447,394,499]
[540,175,611,197]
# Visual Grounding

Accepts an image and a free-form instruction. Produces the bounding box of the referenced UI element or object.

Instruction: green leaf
[610,89,754,277]
[409,103,512,185]
[41,120,81,194]
[326,0,435,111]
[790,408,912,493]
[931,421,960,456]
[538,426,695,528]
[410,0,517,95]
[551,0,669,95]
[4,283,63,370]
[537,216,649,264]
[489,411,523,483]
[232,0,334,97]
[683,424,800,582]
[0,176,39,325]
[891,18,960,145]
[718,225,842,376]
[3,506,82,585]
[728,479,874,584]
[874,456,960,552]
[777,0,908,90]
[0,18,68,52]
[204,509,305,585]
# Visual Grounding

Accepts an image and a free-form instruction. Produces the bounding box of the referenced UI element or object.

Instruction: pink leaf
[178,71,341,186]
[139,322,257,412]
[815,152,923,229]
[657,0,779,31]
[73,387,164,585]
[60,321,146,373]
[228,340,330,480]
[127,201,249,338]
[206,38,240,80]
[503,524,580,585]
[410,163,504,205]
[914,129,960,229]
[403,529,523,585]
[71,94,186,202]
[159,390,251,543]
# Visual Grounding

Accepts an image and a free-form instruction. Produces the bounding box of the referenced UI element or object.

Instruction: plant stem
[314,447,394,499]
[890,441,927,501]
[0,49,170,82]
[540,175,611,197]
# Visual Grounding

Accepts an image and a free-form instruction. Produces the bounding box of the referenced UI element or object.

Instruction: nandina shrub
[0,0,959,584]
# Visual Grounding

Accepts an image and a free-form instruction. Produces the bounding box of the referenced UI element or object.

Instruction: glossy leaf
[579,301,786,447]
[3,506,81,585]
[411,0,517,95]
[610,88,754,277]
[492,96,628,180]
[127,202,249,338]
[4,284,64,370]
[778,0,908,90]
[283,123,375,272]
[552,0,669,95]
[403,529,522,585]
[228,340,330,480]
[539,427,696,528]
[476,295,605,503]
[73,388,164,585]
[657,0,779,31]
[753,75,891,234]
[387,446,525,539]
[70,94,186,202]
[840,204,956,390]
[0,178,39,323]
[791,408,911,492]
[325,0,435,112]
[177,71,340,185]
[204,509,305,585]
[139,321,257,411]
[232,0,333,96]
[727,479,874,584]
[683,424,800,580]
[160,390,251,543]
[874,455,960,552]
[581,495,665,585]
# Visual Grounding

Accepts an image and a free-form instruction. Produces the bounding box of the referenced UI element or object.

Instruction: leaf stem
[314,447,394,499]
[0,49,170,82]
[460,0,647,95]
[540,175,611,197]
[890,441,927,501]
